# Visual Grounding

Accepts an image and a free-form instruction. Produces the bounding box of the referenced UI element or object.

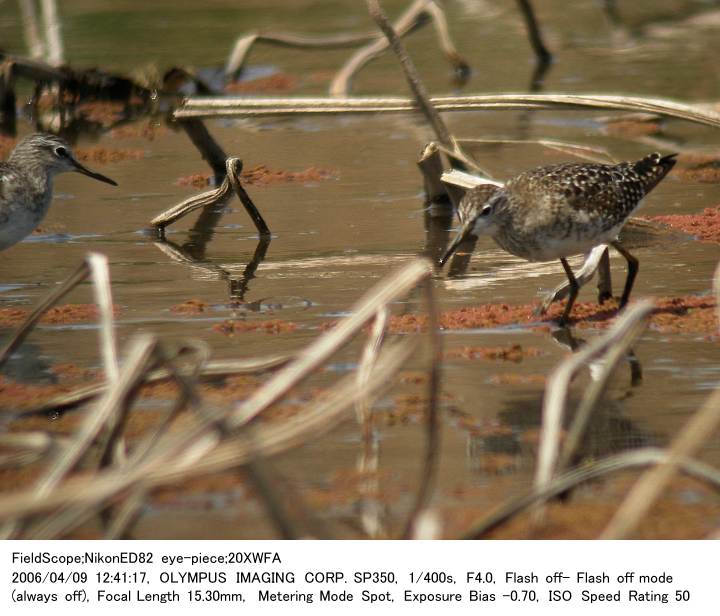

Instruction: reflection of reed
[153,235,270,307]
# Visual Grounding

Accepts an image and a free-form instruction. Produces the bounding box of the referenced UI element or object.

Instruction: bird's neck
[25,165,54,201]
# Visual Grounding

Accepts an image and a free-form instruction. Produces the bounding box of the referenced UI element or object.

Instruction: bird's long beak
[69,156,118,186]
[439,219,475,266]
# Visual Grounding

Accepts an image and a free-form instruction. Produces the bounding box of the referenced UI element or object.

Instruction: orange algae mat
[177,164,336,188]
[387,296,717,335]
[644,205,720,244]
[213,319,297,335]
[0,303,119,327]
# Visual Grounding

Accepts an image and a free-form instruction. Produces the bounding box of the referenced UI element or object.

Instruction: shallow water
[1,0,719,538]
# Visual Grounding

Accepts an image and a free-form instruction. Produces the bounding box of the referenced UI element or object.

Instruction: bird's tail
[633,152,677,193]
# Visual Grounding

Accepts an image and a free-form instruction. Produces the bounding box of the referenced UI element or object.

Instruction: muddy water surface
[1,0,719,538]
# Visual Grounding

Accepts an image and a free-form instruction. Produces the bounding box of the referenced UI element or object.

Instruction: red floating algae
[385,296,716,335]
[170,299,209,315]
[177,165,336,188]
[444,344,542,362]
[213,319,297,335]
[644,206,720,243]
[0,304,119,327]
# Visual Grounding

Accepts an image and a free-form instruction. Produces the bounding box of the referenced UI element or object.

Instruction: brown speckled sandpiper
[440,152,677,325]
[0,133,117,251]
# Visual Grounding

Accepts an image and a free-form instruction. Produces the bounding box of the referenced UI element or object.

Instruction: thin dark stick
[515,0,553,65]
[178,118,228,180]
[402,277,442,538]
[366,0,453,148]
[243,460,300,539]
[226,158,271,237]
[0,261,89,369]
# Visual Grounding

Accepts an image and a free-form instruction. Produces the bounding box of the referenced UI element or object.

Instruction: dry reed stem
[176,94,720,130]
[600,385,720,539]
[28,340,212,539]
[0,253,117,380]
[226,31,378,81]
[422,0,469,76]
[535,301,653,495]
[556,312,648,474]
[19,0,45,59]
[86,253,119,384]
[243,460,315,539]
[366,0,451,146]
[38,336,157,495]
[465,448,720,539]
[0,339,416,526]
[600,263,720,539]
[402,277,442,539]
[40,0,63,66]
[355,308,389,539]
[0,433,64,469]
[356,307,389,428]
[0,262,428,534]
[456,137,616,164]
[410,510,442,539]
[365,0,484,173]
[151,158,270,237]
[5,336,157,539]
[150,160,235,229]
[440,168,502,190]
[332,0,465,97]
[228,258,432,428]
[10,354,293,417]
[0,261,88,370]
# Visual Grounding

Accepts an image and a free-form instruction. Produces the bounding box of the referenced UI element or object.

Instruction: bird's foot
[536,292,556,316]
[597,290,613,304]
[556,316,571,329]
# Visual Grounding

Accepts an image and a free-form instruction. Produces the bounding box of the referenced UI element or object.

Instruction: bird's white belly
[527,223,624,261]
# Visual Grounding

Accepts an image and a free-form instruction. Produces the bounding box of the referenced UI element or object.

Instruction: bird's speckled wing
[507,154,675,225]
[511,163,625,223]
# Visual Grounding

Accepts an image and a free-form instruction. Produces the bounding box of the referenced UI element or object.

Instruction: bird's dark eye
[54,146,67,158]
[480,204,493,217]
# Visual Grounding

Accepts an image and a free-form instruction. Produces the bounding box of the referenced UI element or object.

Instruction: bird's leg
[537,245,608,315]
[558,257,579,326]
[610,240,638,308]
[596,247,613,304]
